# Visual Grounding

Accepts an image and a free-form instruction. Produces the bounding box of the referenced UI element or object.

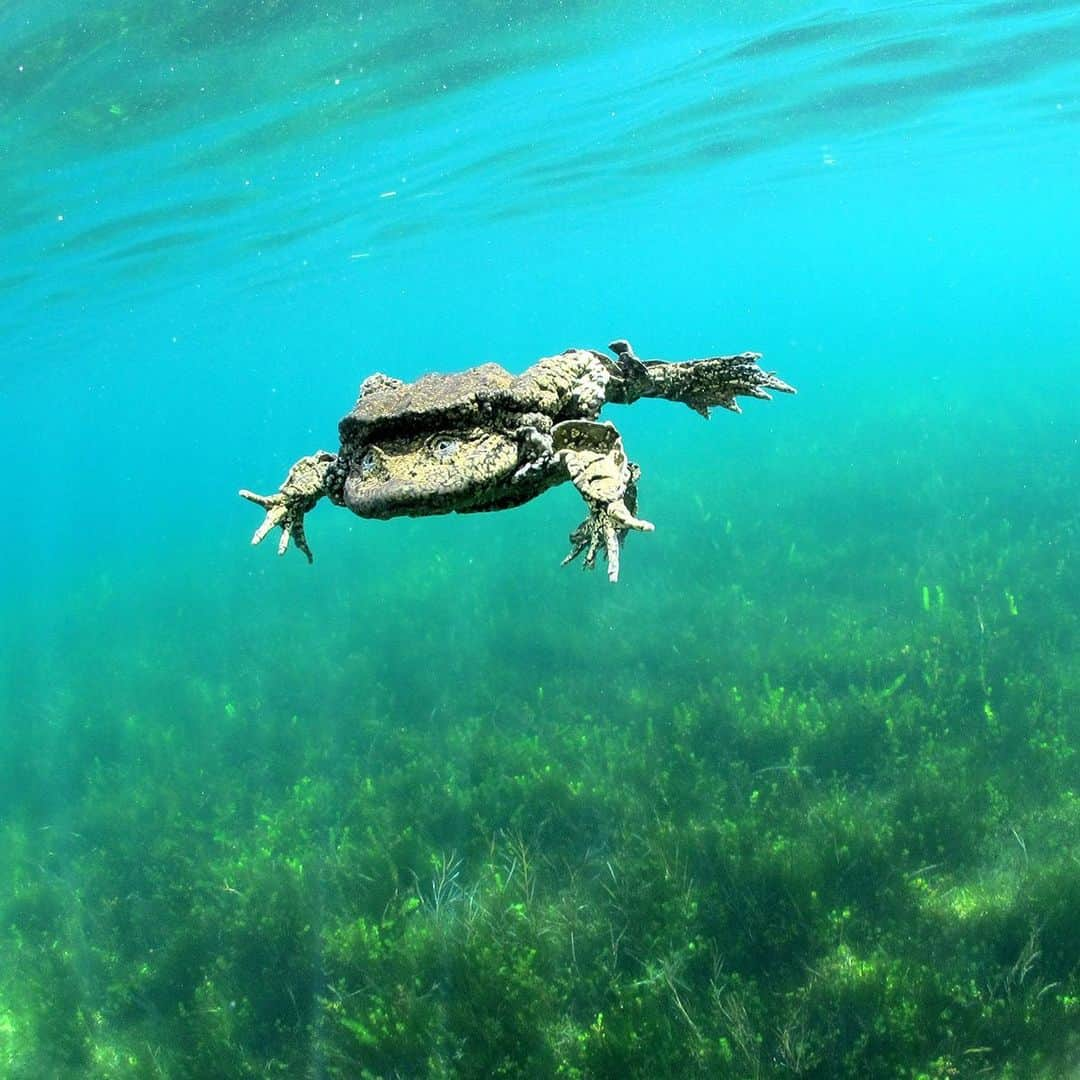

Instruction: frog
[239,339,794,581]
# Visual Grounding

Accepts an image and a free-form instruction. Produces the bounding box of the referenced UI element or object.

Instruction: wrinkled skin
[240,340,794,581]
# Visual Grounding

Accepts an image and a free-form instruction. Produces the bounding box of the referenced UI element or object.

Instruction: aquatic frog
[240,339,794,581]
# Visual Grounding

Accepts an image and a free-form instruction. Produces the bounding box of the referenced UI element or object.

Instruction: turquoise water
[2,2,1078,1075]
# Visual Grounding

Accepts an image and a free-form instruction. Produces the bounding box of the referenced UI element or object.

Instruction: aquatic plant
[1,389,1076,1078]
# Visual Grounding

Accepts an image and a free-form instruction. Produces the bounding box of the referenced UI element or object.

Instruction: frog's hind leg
[554,420,653,583]
[608,339,795,416]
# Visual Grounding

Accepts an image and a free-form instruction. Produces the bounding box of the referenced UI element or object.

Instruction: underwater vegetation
[0,393,1077,1079]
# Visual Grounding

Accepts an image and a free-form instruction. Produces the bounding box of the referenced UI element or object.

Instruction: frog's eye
[358,448,379,476]
[430,435,459,459]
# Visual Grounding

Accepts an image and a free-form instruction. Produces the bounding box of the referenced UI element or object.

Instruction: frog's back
[340,363,521,442]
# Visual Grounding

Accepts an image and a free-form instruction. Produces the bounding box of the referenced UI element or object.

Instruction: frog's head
[337,365,559,518]
[341,426,521,519]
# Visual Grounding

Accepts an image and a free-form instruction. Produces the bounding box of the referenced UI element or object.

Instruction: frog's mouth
[342,474,457,519]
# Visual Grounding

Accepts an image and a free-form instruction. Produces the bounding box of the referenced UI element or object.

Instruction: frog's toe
[290,518,314,563]
[242,495,287,547]
[607,499,654,534]
[562,502,650,582]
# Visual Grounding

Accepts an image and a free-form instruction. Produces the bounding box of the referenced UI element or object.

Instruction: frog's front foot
[239,451,336,562]
[512,420,555,483]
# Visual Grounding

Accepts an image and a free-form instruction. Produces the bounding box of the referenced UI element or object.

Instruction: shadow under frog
[240,340,794,582]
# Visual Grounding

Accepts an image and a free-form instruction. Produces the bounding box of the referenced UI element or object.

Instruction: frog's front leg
[239,451,336,562]
[554,420,653,583]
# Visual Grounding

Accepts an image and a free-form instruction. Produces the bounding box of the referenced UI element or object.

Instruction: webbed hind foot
[554,420,653,582]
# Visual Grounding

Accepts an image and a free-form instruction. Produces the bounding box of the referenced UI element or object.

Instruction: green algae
[0,391,1077,1079]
